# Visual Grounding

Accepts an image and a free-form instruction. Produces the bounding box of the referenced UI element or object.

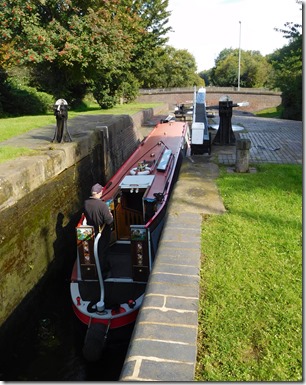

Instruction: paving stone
[153,260,199,276]
[133,320,198,344]
[150,270,199,285]
[166,212,202,226]
[136,359,195,381]
[147,281,199,297]
[119,361,135,379]
[127,339,197,362]
[143,293,198,312]
[161,226,201,241]
[156,251,201,267]
[158,239,201,249]
[136,307,198,326]
[157,244,201,256]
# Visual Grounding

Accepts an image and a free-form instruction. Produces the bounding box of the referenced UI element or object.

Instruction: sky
[166,0,302,71]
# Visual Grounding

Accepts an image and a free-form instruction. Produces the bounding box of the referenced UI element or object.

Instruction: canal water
[0,263,132,381]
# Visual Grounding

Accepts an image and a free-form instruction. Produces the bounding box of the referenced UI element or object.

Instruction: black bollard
[51,99,72,143]
[213,96,236,146]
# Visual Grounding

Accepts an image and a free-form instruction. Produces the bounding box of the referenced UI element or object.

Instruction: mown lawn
[196,163,302,381]
[254,105,284,118]
[0,102,162,163]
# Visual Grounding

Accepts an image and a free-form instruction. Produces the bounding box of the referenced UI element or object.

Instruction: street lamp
[238,21,241,91]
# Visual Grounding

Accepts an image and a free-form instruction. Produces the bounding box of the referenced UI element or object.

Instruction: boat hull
[70,120,189,356]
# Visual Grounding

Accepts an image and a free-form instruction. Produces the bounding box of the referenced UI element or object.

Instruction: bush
[0,80,54,116]
[280,73,302,121]
[93,84,117,109]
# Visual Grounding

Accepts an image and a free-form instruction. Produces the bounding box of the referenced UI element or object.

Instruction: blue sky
[166,0,302,71]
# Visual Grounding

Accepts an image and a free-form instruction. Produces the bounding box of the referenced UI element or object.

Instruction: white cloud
[166,0,302,71]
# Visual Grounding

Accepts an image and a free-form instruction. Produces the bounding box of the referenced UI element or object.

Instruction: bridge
[136,87,281,114]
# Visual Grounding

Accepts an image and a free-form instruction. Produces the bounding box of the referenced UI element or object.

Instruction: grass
[0,101,162,163]
[254,105,284,118]
[0,147,38,164]
[195,163,302,381]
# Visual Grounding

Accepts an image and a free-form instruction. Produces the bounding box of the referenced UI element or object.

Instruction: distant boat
[70,120,190,361]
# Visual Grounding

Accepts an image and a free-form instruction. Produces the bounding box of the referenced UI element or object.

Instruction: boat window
[157,149,172,171]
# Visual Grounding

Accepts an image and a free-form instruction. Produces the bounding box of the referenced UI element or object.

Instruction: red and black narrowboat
[70,119,189,361]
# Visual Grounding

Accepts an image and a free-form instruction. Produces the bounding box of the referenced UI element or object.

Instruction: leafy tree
[0,0,140,103]
[126,0,172,82]
[198,69,212,86]
[210,48,272,88]
[268,1,302,120]
[140,46,204,88]
[210,49,238,87]
[0,0,172,107]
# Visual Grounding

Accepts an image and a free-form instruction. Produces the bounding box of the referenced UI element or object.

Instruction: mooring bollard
[51,98,72,143]
[235,138,251,172]
[212,95,249,146]
[213,96,236,146]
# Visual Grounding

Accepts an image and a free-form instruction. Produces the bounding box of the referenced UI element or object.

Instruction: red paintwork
[102,121,188,201]
[72,304,139,329]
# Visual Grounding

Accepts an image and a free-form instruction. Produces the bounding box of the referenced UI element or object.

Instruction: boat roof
[102,120,188,202]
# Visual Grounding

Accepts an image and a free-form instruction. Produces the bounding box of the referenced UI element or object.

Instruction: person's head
[91,183,104,198]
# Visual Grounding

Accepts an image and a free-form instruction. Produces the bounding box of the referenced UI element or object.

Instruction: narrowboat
[70,119,190,361]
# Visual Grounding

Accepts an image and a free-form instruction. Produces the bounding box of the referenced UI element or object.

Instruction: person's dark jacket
[84,198,113,234]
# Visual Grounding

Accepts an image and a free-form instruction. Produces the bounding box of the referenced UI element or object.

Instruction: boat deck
[108,242,132,279]
[78,281,146,309]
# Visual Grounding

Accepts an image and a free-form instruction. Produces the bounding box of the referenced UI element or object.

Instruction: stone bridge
[136,87,282,113]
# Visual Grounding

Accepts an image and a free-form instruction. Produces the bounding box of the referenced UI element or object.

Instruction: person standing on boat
[84,183,114,279]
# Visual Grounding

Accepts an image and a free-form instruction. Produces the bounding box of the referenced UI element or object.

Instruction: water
[0,265,131,381]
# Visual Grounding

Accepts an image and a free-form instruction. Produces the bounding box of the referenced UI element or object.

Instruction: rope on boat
[130,166,151,175]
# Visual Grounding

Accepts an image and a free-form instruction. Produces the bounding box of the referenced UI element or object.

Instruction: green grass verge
[0,147,38,164]
[254,105,284,118]
[196,164,302,381]
[0,102,162,142]
[0,115,56,142]
[0,102,162,162]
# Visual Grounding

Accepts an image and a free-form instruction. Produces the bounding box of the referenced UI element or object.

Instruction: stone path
[212,114,303,165]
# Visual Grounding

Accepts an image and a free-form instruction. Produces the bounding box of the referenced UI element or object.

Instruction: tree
[268,21,302,120]
[209,48,272,88]
[198,69,213,86]
[140,46,204,88]
[267,0,302,120]
[0,0,173,107]
[210,49,238,87]
[126,0,172,79]
[0,0,140,102]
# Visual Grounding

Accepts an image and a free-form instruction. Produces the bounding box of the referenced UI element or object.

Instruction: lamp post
[238,20,241,91]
